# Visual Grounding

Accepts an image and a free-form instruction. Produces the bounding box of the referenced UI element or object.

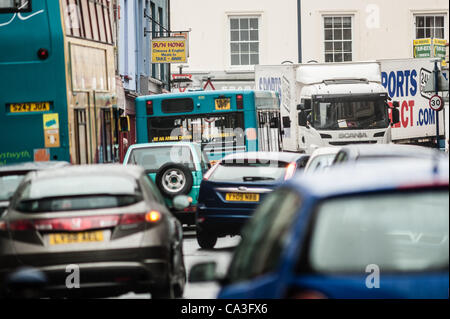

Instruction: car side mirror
[189,261,218,283]
[173,195,190,210]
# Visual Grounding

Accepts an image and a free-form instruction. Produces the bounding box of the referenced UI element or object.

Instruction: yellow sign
[152,37,187,63]
[433,38,447,46]
[215,98,231,110]
[43,113,60,148]
[9,102,50,113]
[43,113,59,130]
[413,38,431,46]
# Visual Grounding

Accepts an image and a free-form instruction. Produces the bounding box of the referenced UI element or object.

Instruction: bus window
[148,112,245,155]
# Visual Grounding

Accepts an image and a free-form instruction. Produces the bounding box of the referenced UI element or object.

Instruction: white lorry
[255,62,399,154]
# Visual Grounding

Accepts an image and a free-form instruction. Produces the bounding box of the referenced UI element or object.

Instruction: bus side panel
[0,0,69,165]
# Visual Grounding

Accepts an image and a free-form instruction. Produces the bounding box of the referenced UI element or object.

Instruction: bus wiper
[243,176,275,182]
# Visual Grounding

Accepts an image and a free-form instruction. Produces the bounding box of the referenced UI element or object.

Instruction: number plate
[9,102,50,113]
[215,98,231,110]
[225,193,260,202]
[49,231,104,245]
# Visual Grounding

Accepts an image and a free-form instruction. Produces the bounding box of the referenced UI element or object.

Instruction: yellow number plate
[9,102,50,113]
[215,98,231,110]
[225,193,260,202]
[49,231,104,245]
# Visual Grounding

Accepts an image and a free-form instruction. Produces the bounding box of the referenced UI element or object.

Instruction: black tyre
[155,163,193,198]
[151,283,175,299]
[196,230,217,249]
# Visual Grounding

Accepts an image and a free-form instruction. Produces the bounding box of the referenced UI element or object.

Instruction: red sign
[429,95,444,111]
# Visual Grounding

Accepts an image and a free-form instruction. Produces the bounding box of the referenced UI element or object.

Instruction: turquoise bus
[0,0,117,166]
[134,90,282,162]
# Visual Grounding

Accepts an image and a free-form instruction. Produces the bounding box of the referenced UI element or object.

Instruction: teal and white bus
[133,90,282,163]
[0,0,117,166]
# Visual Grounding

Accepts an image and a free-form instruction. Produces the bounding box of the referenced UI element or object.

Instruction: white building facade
[171,0,448,75]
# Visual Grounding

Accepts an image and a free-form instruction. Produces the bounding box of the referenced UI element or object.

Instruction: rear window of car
[127,146,195,171]
[0,174,27,201]
[209,159,289,182]
[307,190,449,273]
[14,175,142,213]
[306,154,336,173]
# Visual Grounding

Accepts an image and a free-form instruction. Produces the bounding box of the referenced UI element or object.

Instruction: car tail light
[290,290,327,299]
[146,100,153,115]
[5,212,162,232]
[236,94,244,109]
[144,211,161,223]
[284,162,297,180]
[203,161,220,181]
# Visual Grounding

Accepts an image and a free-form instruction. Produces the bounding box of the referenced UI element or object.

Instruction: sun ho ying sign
[151,37,187,63]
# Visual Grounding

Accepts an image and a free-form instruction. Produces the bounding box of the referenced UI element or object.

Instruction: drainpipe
[297,0,302,63]
[135,0,140,94]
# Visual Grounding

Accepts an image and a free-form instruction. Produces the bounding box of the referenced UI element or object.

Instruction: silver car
[0,165,186,298]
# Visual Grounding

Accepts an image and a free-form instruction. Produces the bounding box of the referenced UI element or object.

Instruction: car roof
[339,143,442,159]
[0,161,70,174]
[287,157,449,198]
[221,151,304,163]
[310,147,341,156]
[26,164,145,181]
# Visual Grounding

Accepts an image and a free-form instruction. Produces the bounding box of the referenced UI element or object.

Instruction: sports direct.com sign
[151,37,187,63]
[380,58,445,141]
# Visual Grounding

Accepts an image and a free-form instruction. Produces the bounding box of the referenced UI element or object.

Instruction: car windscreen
[128,146,195,171]
[307,190,449,273]
[14,175,142,213]
[0,174,27,201]
[209,160,289,182]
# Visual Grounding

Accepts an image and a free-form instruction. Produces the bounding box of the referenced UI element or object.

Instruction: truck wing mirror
[298,111,308,127]
[282,116,291,128]
[297,104,305,110]
[391,108,400,125]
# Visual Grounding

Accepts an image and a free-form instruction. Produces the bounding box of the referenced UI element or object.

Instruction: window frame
[322,15,354,63]
[413,13,447,39]
[227,14,261,70]
[0,0,32,13]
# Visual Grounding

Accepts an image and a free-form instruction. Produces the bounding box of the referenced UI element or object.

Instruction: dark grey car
[0,161,70,218]
[0,165,186,298]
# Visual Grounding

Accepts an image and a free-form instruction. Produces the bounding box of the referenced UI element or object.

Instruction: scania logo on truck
[339,133,368,139]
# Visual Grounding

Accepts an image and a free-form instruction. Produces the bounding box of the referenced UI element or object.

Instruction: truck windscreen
[311,96,389,130]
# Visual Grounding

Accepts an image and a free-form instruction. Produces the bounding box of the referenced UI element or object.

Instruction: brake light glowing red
[146,100,154,115]
[236,94,244,109]
[284,162,297,180]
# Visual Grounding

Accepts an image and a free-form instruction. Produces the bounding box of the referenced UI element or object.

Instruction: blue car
[196,152,309,249]
[189,157,449,298]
